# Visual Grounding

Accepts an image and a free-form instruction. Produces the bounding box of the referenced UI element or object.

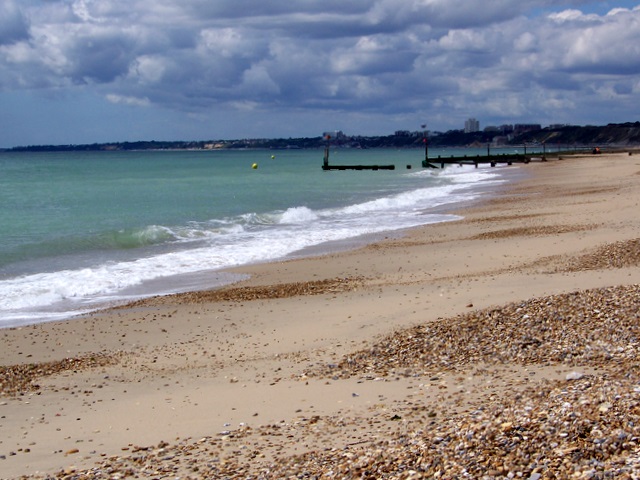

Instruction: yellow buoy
[252,163,258,169]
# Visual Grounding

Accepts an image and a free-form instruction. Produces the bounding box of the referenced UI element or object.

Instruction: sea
[0,146,531,328]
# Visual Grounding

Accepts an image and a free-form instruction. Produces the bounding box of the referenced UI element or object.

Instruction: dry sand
[2,152,640,478]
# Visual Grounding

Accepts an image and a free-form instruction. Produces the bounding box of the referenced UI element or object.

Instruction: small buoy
[271,155,275,159]
[252,163,258,169]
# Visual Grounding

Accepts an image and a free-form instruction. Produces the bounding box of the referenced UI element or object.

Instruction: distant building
[464,118,480,133]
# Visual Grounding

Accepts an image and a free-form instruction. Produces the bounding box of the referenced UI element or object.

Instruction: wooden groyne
[422,148,602,168]
[322,164,395,170]
[422,153,536,169]
[321,139,596,171]
[419,141,601,169]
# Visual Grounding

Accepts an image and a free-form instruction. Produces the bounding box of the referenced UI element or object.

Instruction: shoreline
[100,162,530,314]
[0,159,514,330]
[3,153,640,478]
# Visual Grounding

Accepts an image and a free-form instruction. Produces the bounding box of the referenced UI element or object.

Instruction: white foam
[279,206,319,224]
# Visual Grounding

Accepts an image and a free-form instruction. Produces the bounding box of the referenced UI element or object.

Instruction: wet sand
[2,152,640,478]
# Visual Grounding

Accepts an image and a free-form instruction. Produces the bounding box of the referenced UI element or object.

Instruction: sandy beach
[2,151,640,478]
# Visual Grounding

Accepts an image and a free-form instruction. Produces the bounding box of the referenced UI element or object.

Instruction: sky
[1,1,639,147]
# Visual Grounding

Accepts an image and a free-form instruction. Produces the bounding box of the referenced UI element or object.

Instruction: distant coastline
[3,121,639,152]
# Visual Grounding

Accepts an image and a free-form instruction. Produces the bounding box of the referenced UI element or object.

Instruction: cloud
[106,93,150,107]
[558,12,640,74]
[0,0,30,45]
[1,0,640,146]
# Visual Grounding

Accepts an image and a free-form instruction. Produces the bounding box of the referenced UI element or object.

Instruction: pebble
[0,353,122,396]
[6,240,640,479]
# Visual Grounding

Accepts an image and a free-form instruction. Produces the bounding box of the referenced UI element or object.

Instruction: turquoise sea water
[0,147,520,327]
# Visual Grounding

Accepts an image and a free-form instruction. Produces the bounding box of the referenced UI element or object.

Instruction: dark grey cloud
[0,0,30,45]
[66,31,136,83]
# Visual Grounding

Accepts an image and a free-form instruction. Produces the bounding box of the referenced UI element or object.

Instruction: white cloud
[106,93,150,107]
[72,0,97,23]
[438,29,500,53]
[130,55,170,85]
[548,9,596,23]
[198,28,264,59]
[240,64,280,95]
[513,32,537,52]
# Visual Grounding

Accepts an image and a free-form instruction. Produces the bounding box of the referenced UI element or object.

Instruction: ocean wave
[279,206,319,224]
[339,183,465,216]
[101,225,178,248]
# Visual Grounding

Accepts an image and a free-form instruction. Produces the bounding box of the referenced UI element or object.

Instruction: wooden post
[322,134,331,170]
[424,137,428,164]
[422,124,428,164]
[420,125,429,168]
